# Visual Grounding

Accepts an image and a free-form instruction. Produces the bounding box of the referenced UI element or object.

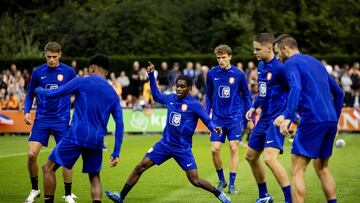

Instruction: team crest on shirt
[57,74,64,81]
[229,77,235,84]
[170,112,182,126]
[181,104,188,112]
[267,72,272,80]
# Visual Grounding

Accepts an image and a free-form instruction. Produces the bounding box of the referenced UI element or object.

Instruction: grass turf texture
[0,133,359,203]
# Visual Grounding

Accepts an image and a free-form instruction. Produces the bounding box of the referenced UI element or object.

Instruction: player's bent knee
[245,153,256,162]
[28,152,38,162]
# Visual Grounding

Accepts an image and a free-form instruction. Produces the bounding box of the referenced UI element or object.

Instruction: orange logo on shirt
[181,104,188,112]
[57,74,64,81]
[229,77,235,84]
[267,72,272,80]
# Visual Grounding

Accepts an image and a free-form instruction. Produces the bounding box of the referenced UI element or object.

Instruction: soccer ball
[335,139,345,148]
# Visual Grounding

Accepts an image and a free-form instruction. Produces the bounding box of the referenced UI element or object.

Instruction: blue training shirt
[35,75,124,157]
[253,57,288,120]
[282,53,344,123]
[149,72,216,149]
[24,63,76,121]
[206,65,251,123]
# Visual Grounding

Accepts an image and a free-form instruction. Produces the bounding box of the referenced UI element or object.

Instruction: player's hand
[273,115,285,127]
[280,119,291,136]
[246,108,255,120]
[214,127,222,135]
[147,61,155,73]
[109,156,119,167]
[24,113,32,125]
[247,120,254,131]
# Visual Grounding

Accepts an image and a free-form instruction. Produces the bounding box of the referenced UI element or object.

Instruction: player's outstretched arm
[147,61,168,104]
[35,77,82,98]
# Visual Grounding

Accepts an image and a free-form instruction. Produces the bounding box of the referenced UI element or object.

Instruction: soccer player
[273,34,344,203]
[104,62,232,203]
[34,54,124,203]
[206,44,252,194]
[245,33,292,203]
[23,42,77,203]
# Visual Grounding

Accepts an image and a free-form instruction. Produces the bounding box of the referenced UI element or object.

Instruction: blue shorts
[49,138,103,173]
[292,122,337,159]
[29,119,69,147]
[146,141,197,171]
[248,119,285,153]
[210,121,243,143]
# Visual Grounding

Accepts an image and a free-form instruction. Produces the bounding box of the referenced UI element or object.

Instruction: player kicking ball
[105,62,231,203]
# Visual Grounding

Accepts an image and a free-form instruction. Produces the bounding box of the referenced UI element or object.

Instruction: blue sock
[229,172,236,186]
[257,182,268,198]
[282,185,292,203]
[216,169,225,182]
[328,199,336,203]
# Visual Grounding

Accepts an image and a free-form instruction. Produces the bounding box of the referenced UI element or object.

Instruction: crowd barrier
[1,108,359,133]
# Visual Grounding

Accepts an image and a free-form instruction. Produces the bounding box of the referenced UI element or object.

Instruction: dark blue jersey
[253,57,288,119]
[282,53,344,123]
[149,72,216,149]
[35,75,124,157]
[206,65,251,123]
[24,63,76,121]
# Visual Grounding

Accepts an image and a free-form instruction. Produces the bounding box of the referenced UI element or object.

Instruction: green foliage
[0,0,359,59]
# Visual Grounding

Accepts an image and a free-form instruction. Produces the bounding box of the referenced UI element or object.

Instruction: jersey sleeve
[282,62,301,121]
[35,77,83,98]
[149,72,168,104]
[24,70,39,114]
[239,73,251,113]
[252,95,260,109]
[328,75,344,119]
[194,101,216,133]
[110,98,124,158]
[205,71,213,115]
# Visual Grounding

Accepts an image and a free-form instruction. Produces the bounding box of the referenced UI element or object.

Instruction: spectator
[183,61,195,79]
[194,62,202,80]
[129,60,141,98]
[117,70,130,98]
[157,61,169,88]
[341,68,353,107]
[167,62,182,86]
[236,62,244,71]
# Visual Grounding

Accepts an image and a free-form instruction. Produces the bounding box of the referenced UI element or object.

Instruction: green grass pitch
[0,133,359,203]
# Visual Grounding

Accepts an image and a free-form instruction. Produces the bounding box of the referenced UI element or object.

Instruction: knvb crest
[259,81,267,97]
[169,112,182,126]
[218,85,231,98]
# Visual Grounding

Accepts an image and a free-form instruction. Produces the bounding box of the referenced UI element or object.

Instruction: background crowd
[0,60,359,111]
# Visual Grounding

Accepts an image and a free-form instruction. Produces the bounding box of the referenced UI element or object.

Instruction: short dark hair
[254,33,275,45]
[175,75,193,87]
[88,54,110,70]
[214,44,232,55]
[44,42,61,52]
[274,34,298,49]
